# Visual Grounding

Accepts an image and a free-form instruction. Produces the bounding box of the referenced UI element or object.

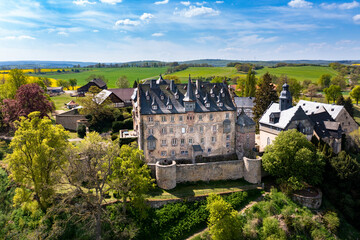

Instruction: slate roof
[306,106,342,139]
[95,88,135,105]
[136,78,236,115]
[236,109,256,127]
[297,100,343,120]
[234,97,255,109]
[91,78,107,89]
[192,145,203,152]
[259,103,312,129]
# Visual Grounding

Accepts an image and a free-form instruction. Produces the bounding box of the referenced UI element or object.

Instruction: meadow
[255,66,338,82]
[30,67,168,88]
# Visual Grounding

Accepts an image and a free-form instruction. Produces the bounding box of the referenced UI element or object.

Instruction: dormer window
[167,105,172,109]
[196,94,200,98]
[152,105,158,110]
[217,102,223,107]
[211,93,215,98]
[222,93,225,97]
[146,96,150,101]
[160,95,164,100]
[205,103,210,108]
[175,95,179,100]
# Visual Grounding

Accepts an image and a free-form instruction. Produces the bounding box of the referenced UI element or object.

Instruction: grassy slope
[32,67,168,88]
[165,67,245,82]
[256,66,338,82]
[51,94,75,110]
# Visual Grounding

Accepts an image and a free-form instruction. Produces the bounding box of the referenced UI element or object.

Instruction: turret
[279,82,292,111]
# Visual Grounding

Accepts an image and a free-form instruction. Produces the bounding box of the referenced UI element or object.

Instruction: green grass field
[165,67,245,82]
[255,66,338,82]
[51,94,76,110]
[32,67,168,88]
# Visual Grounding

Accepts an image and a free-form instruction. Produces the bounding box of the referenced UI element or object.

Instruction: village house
[77,78,107,95]
[259,83,347,153]
[95,88,135,108]
[55,107,86,131]
[132,76,256,163]
[234,96,255,117]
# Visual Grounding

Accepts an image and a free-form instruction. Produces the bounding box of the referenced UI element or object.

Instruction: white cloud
[57,31,68,36]
[175,6,220,17]
[321,1,359,10]
[181,1,191,6]
[195,1,207,6]
[152,32,164,37]
[353,14,360,23]
[215,1,224,3]
[93,29,99,32]
[140,13,154,21]
[3,35,35,40]
[73,0,96,5]
[238,34,278,46]
[115,19,140,26]
[288,0,313,8]
[154,0,169,5]
[100,0,122,4]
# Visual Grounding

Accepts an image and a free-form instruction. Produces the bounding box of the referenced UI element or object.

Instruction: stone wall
[155,158,262,189]
[56,114,86,131]
[292,188,322,209]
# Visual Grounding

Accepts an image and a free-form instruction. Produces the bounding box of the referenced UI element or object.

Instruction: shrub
[261,217,286,240]
[112,121,124,132]
[77,125,86,138]
[123,112,132,119]
[323,211,339,233]
[123,118,133,130]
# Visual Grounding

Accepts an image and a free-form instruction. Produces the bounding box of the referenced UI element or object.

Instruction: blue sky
[0,0,360,62]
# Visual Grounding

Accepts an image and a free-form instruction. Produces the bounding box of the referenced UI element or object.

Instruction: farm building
[77,78,107,94]
[95,88,135,108]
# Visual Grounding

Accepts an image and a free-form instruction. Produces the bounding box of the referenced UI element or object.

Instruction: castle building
[132,76,247,163]
[259,83,345,153]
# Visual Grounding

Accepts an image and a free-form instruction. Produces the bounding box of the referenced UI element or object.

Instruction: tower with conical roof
[279,82,292,111]
[183,75,196,112]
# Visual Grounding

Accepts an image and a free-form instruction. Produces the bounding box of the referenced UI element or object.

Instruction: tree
[337,96,354,117]
[108,143,154,214]
[318,74,332,89]
[304,83,319,101]
[331,75,347,90]
[163,75,181,83]
[6,68,28,98]
[1,83,55,127]
[262,129,325,192]
[68,78,77,90]
[57,79,70,89]
[116,75,130,88]
[206,194,242,240]
[350,85,360,105]
[253,73,278,131]
[40,77,52,87]
[302,79,312,89]
[324,85,342,103]
[6,112,70,211]
[244,67,256,97]
[61,132,120,240]
[349,73,360,87]
[86,74,108,84]
[236,77,246,97]
[276,75,302,101]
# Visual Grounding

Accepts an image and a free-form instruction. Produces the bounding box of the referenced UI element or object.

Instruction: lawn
[146,179,256,200]
[255,66,338,82]
[30,67,168,88]
[51,93,76,110]
[165,67,245,82]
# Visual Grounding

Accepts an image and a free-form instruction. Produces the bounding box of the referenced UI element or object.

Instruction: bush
[77,125,86,138]
[123,118,133,130]
[123,112,132,119]
[261,217,286,240]
[112,121,124,132]
[323,211,339,233]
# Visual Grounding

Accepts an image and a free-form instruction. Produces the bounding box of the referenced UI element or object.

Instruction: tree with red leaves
[1,83,55,128]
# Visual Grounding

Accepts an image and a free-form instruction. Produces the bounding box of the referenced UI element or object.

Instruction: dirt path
[185,194,266,240]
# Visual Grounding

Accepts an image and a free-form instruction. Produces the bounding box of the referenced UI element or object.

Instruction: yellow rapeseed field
[0,73,58,87]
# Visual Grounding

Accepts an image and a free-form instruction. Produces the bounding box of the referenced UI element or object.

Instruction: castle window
[225,113,229,119]
[160,95,164,100]
[246,134,250,148]
[161,116,166,122]
[171,138,177,146]
[179,116,183,122]
[148,116,153,122]
[201,138,204,144]
[171,150,175,156]
[148,129,154,135]
[161,140,167,146]
[267,137,270,146]
[211,93,215,98]
[152,105,158,110]
[189,127,194,133]
[222,93,225,97]
[212,136,216,143]
[146,95,150,101]
[161,151,167,156]
[199,115,203,121]
[161,128,167,134]
[226,142,230,148]
[217,102,223,107]
[205,103,210,108]
[147,140,156,150]
[223,120,231,133]
[200,126,204,133]
[181,127,186,134]
[171,116,175,122]
[212,125,217,132]
[181,150,188,155]
[188,138,193,144]
[167,105,172,110]
[226,135,230,141]
[208,148,211,153]
[169,128,173,133]
[181,138,185,146]
[210,114,214,121]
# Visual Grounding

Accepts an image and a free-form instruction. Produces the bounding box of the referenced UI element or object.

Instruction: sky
[0,0,360,62]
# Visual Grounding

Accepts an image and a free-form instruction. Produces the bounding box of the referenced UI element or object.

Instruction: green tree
[164,75,181,83]
[68,78,77,90]
[350,85,360,105]
[6,68,28,98]
[236,77,246,97]
[318,74,332,89]
[262,129,325,192]
[324,85,342,103]
[108,143,154,214]
[304,83,319,101]
[337,96,354,117]
[6,112,70,211]
[253,73,278,131]
[86,74,108,84]
[331,75,347,90]
[206,194,242,240]
[276,76,302,101]
[116,75,130,88]
[244,67,256,97]
[57,79,70,90]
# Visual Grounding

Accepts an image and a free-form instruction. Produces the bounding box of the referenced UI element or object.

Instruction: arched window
[267,137,270,146]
